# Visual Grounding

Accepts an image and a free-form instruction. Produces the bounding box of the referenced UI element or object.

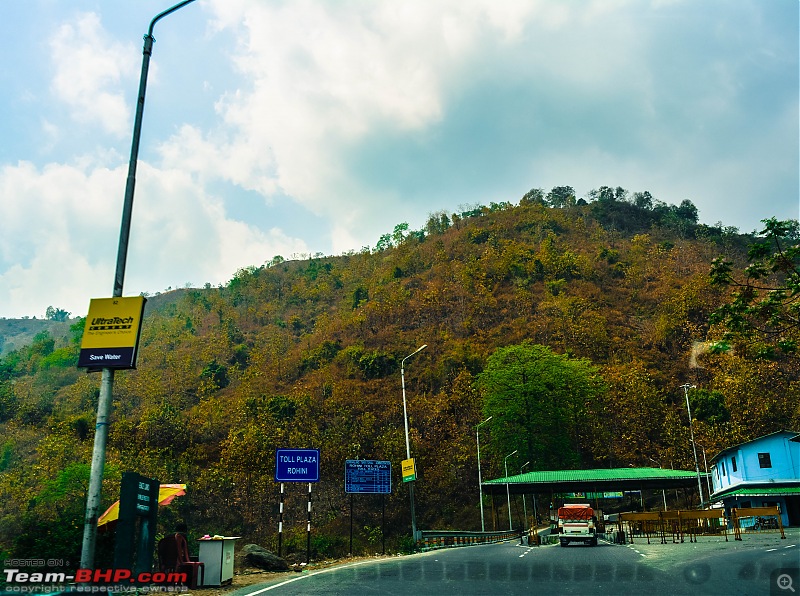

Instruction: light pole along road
[504,449,517,531]
[80,0,198,569]
[401,344,427,541]
[680,383,705,507]
[476,415,492,532]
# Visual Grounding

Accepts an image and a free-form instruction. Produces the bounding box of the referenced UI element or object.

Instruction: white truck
[557,504,597,547]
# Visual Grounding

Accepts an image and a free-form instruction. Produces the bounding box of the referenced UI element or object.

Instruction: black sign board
[114,472,159,575]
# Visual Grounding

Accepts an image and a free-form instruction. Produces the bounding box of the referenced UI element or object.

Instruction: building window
[758,452,772,468]
[721,461,726,476]
[731,456,737,473]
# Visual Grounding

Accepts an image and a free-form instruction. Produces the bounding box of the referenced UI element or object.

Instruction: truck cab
[557,504,597,547]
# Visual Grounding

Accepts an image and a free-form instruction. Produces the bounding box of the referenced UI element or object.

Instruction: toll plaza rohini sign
[275,449,320,483]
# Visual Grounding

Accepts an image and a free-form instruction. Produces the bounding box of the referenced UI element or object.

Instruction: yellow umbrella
[97,484,187,529]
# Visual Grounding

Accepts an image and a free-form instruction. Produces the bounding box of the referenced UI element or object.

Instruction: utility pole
[80,0,198,569]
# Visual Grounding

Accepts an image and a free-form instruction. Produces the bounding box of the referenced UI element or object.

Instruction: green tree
[45,306,71,322]
[474,343,605,471]
[710,217,800,356]
[546,186,576,208]
[689,388,730,425]
[520,188,545,205]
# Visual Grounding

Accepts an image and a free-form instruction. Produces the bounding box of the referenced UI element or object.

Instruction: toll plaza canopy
[482,467,706,496]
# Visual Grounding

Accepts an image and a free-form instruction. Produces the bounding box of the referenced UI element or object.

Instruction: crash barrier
[418,529,523,551]
[618,510,728,544]
[731,506,785,541]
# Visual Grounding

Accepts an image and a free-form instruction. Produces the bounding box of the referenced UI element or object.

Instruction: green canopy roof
[483,467,705,495]
[711,483,800,501]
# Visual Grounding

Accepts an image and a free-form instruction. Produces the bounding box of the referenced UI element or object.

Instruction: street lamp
[476,416,492,532]
[521,461,530,530]
[402,344,427,541]
[681,383,705,508]
[701,446,713,503]
[646,455,668,511]
[80,0,198,569]
[504,450,518,530]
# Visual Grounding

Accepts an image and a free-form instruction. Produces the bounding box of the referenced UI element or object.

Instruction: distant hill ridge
[0,290,191,356]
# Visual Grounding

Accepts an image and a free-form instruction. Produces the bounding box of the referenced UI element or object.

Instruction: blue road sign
[275,449,320,482]
[345,460,391,494]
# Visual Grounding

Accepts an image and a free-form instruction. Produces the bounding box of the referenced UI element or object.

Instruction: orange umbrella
[97,484,187,529]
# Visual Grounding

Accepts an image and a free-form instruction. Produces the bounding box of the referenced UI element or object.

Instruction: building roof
[711,482,800,501]
[482,467,705,495]
[710,430,800,463]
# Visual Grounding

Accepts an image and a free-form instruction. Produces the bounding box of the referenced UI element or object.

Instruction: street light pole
[521,461,530,530]
[701,446,713,502]
[646,456,668,511]
[681,383,704,508]
[476,416,492,532]
[402,344,427,541]
[504,450,517,531]
[79,0,198,570]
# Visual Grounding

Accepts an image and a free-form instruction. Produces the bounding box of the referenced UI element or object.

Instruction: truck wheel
[591,537,598,546]
[560,540,568,547]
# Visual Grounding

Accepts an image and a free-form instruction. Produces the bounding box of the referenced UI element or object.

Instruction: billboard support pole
[382,494,386,555]
[278,483,284,557]
[306,483,312,564]
[79,0,197,570]
[349,494,354,556]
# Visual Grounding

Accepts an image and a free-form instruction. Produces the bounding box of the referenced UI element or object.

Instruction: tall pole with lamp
[504,450,518,530]
[476,416,492,532]
[520,461,530,530]
[680,383,705,507]
[647,456,668,511]
[402,344,427,541]
[701,446,713,503]
[80,0,198,569]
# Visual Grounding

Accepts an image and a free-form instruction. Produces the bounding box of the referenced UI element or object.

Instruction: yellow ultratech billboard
[402,458,417,483]
[78,296,146,370]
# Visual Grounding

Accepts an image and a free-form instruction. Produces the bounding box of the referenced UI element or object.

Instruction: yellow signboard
[402,458,416,483]
[78,296,146,370]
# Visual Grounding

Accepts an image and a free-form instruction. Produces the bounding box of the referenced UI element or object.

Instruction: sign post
[345,460,392,494]
[401,458,417,483]
[113,472,159,576]
[274,449,319,562]
[345,460,392,555]
[78,297,146,370]
[275,449,320,483]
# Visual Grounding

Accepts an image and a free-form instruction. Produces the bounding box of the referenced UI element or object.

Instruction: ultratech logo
[89,317,134,331]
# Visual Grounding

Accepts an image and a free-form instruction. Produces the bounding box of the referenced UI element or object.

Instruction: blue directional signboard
[275,449,320,482]
[345,460,391,494]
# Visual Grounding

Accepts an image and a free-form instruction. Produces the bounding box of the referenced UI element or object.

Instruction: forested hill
[1,191,798,563]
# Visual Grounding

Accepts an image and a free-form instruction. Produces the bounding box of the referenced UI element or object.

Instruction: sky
[0,0,797,319]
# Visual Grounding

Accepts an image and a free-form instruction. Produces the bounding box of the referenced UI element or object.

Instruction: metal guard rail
[418,529,522,550]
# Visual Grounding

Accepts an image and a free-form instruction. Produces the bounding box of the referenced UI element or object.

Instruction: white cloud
[108,163,310,294]
[0,158,308,318]
[186,0,577,249]
[49,12,135,137]
[1,0,795,318]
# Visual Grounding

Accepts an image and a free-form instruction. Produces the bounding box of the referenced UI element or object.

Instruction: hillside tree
[475,342,605,472]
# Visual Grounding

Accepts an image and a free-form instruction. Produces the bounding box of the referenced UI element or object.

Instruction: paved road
[234,530,800,596]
